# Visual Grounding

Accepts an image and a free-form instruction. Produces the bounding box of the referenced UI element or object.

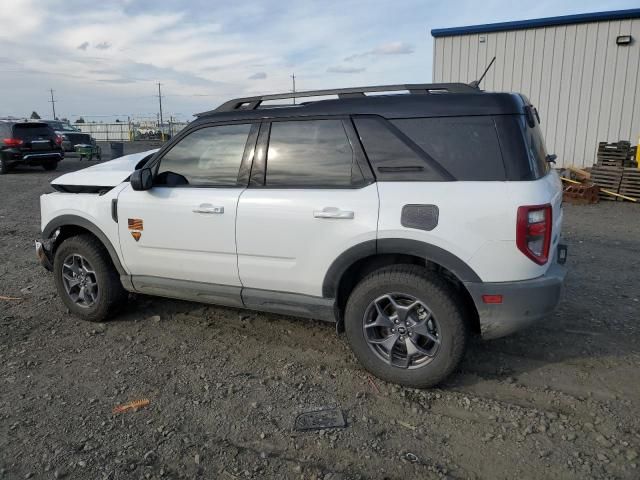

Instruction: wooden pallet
[596,142,637,168]
[619,168,640,200]
[590,165,624,200]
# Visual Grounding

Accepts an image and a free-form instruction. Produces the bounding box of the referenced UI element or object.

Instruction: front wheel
[53,234,127,321]
[344,265,467,388]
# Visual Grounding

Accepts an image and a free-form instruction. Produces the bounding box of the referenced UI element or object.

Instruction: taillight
[516,204,552,265]
[55,135,63,145]
[2,138,24,147]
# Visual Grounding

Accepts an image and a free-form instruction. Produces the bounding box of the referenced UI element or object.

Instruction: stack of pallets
[589,165,624,200]
[589,141,638,201]
[619,168,640,200]
[596,141,638,168]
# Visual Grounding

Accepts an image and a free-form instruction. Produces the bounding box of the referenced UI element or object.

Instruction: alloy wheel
[362,293,440,369]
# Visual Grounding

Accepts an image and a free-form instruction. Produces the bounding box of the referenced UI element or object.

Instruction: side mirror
[131,168,153,191]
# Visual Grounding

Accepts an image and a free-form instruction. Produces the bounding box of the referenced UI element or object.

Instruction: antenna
[469,56,496,89]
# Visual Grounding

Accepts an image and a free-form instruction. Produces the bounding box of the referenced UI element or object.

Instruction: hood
[51,149,158,189]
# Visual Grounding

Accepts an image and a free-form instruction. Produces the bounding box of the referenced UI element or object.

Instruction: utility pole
[49,89,57,119]
[157,82,164,141]
[291,73,296,105]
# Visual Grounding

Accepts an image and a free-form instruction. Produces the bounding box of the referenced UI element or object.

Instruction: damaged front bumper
[35,234,56,272]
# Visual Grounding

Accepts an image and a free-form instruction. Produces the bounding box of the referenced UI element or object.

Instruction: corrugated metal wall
[433,18,640,168]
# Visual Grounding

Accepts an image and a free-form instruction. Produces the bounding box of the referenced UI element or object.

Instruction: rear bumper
[464,258,567,340]
[3,151,64,166]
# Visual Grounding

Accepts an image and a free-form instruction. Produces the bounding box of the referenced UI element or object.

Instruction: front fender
[42,214,127,276]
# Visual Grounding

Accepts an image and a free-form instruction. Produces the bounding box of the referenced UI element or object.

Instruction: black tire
[42,160,58,171]
[53,234,127,322]
[0,158,9,174]
[344,265,467,388]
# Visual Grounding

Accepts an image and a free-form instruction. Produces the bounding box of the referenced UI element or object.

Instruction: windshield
[44,121,77,132]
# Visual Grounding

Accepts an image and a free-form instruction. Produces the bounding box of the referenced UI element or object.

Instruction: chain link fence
[75,119,189,142]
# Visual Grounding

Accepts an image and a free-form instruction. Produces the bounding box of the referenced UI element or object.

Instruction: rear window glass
[13,124,55,140]
[518,115,550,179]
[391,117,506,181]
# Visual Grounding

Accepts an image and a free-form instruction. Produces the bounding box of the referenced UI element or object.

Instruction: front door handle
[193,204,224,214]
[313,207,354,219]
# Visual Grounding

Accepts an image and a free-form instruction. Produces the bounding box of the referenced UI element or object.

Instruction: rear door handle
[313,207,354,219]
[193,204,224,214]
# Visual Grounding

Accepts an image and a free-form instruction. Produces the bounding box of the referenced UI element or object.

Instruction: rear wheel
[0,158,9,174]
[53,234,127,322]
[345,265,467,388]
[42,160,58,171]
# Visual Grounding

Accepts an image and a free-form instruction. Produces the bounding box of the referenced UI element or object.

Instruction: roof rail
[196,83,479,116]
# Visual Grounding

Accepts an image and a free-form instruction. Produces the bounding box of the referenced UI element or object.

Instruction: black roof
[194,84,526,123]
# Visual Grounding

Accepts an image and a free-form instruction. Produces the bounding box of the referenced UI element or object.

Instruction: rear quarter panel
[377,172,563,282]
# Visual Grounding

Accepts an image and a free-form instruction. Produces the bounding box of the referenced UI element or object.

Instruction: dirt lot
[1,157,639,480]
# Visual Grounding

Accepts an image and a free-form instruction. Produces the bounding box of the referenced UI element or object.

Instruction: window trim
[248,115,375,190]
[148,119,260,189]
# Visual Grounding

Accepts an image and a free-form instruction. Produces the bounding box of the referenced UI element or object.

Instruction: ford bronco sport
[36,83,567,388]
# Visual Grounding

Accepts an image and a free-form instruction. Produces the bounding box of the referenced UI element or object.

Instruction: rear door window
[265,119,362,187]
[391,117,506,181]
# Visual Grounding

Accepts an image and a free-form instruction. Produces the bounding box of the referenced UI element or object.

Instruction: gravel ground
[1,157,639,480]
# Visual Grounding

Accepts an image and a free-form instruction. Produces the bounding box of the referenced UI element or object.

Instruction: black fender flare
[322,238,482,298]
[43,214,126,275]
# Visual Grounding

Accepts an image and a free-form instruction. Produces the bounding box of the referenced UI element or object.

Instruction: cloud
[248,71,267,80]
[327,65,366,74]
[344,42,415,61]
[77,41,89,50]
[95,41,112,50]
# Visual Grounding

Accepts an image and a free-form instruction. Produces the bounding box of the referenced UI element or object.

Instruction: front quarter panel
[40,183,129,271]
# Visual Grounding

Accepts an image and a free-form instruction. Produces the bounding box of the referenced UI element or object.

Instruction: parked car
[36,83,567,388]
[38,120,94,152]
[0,120,64,173]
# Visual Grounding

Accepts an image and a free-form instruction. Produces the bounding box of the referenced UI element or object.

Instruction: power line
[49,89,57,119]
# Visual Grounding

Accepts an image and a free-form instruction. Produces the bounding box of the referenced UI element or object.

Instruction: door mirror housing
[131,168,153,191]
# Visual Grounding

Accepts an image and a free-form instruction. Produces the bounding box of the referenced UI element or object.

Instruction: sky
[1,0,638,122]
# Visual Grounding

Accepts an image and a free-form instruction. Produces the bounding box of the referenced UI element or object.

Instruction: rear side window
[266,119,362,187]
[392,117,506,181]
[13,124,55,140]
[155,124,251,186]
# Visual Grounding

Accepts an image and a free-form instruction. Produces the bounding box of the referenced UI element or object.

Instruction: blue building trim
[431,9,640,37]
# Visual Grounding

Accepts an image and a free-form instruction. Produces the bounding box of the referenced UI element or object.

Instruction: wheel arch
[324,239,481,334]
[43,215,126,276]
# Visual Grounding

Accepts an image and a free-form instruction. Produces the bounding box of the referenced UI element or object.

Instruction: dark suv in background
[40,120,94,152]
[0,121,64,174]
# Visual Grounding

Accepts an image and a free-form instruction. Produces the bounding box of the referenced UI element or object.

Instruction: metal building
[431,9,640,168]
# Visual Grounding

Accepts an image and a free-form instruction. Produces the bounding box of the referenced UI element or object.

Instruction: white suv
[36,84,567,388]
